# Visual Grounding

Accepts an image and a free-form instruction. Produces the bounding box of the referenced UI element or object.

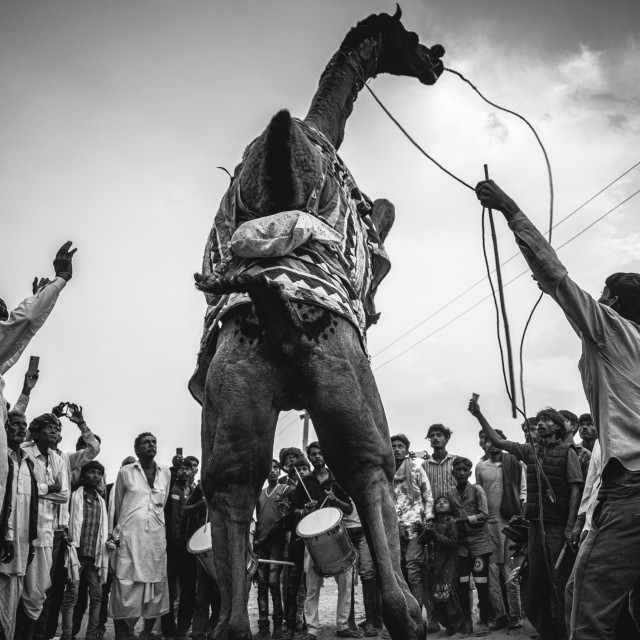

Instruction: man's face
[452,464,472,484]
[537,417,558,439]
[391,440,408,460]
[82,468,104,490]
[5,415,28,446]
[33,423,60,448]
[483,438,501,456]
[135,435,157,459]
[579,421,597,441]
[308,447,324,468]
[564,418,578,436]
[176,464,191,482]
[296,465,310,478]
[54,426,62,447]
[284,453,297,469]
[428,430,447,450]
[268,461,280,482]
[188,462,199,481]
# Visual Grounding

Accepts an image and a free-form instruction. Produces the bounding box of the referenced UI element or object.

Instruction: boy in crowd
[254,459,290,639]
[447,457,492,636]
[470,400,583,639]
[61,461,108,640]
[475,428,526,630]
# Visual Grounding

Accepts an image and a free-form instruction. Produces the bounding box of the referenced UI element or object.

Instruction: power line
[373,186,640,372]
[371,160,640,359]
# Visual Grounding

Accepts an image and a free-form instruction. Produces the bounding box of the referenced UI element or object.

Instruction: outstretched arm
[475,181,629,348]
[467,397,520,456]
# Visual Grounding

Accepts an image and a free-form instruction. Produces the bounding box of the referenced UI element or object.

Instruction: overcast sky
[2,0,639,481]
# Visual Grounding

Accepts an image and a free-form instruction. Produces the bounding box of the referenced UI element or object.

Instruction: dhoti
[109,576,170,620]
[22,546,53,619]
[0,573,24,639]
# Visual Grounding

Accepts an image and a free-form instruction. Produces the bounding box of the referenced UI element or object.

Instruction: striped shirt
[79,489,101,559]
[422,453,458,503]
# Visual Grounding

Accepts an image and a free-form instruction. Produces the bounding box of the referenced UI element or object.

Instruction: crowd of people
[2,175,640,640]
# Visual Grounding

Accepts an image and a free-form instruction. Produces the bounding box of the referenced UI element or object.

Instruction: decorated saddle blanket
[189,119,390,404]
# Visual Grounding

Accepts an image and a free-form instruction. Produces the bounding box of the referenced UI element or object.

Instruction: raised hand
[53,241,77,281]
[32,277,51,295]
[22,371,39,393]
[475,180,519,217]
[468,397,481,416]
[67,403,85,425]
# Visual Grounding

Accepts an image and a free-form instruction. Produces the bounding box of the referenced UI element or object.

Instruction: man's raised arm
[467,397,521,457]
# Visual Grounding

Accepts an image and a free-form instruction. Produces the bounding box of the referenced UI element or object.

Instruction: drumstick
[294,466,314,503]
[257,559,296,567]
[319,495,329,509]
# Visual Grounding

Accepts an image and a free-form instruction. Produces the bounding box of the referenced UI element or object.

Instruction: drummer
[303,442,360,640]
[282,457,317,639]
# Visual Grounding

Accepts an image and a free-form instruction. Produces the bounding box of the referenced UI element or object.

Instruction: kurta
[111,461,171,583]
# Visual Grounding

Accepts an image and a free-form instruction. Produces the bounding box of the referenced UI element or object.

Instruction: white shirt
[2,450,33,576]
[578,440,602,532]
[20,441,69,547]
[0,278,66,517]
[112,460,171,583]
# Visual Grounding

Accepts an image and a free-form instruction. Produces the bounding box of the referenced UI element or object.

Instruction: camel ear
[393,3,402,20]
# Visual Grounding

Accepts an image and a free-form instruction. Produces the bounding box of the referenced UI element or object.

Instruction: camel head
[341,4,445,86]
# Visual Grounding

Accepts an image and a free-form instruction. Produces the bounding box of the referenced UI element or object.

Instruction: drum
[296,507,357,577]
[187,523,257,579]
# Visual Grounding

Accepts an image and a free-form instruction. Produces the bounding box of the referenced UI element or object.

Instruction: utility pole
[300,410,309,450]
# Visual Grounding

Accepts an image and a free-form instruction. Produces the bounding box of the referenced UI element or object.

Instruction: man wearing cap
[475,179,640,639]
[0,241,76,525]
[15,413,70,639]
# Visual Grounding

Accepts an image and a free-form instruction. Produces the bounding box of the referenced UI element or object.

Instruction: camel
[190,8,445,640]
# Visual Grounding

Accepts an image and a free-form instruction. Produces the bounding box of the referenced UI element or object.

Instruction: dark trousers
[192,562,221,639]
[283,544,305,631]
[527,520,572,640]
[72,569,112,636]
[456,553,491,623]
[570,498,640,639]
[35,529,67,640]
[256,538,285,630]
[161,547,198,636]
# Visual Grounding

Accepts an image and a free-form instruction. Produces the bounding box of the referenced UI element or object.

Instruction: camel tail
[264,109,295,211]
[194,272,308,359]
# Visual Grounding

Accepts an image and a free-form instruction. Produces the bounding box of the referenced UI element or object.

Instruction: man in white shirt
[0,409,38,640]
[0,241,76,521]
[15,413,69,640]
[109,433,171,640]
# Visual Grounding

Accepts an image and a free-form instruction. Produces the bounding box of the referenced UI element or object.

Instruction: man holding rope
[475,180,640,640]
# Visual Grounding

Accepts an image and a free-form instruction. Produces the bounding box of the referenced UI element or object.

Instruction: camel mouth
[416,44,445,85]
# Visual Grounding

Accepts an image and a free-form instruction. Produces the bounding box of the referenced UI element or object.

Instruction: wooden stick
[485,164,518,418]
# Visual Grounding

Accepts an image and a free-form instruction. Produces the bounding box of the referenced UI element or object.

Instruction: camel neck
[304,36,380,150]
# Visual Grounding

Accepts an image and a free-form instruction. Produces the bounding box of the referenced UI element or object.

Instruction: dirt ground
[82,581,536,640]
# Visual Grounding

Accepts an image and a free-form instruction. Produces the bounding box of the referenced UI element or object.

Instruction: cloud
[486,113,509,143]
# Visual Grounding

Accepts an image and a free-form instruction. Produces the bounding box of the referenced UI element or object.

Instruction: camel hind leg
[305,340,426,640]
[201,352,280,640]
